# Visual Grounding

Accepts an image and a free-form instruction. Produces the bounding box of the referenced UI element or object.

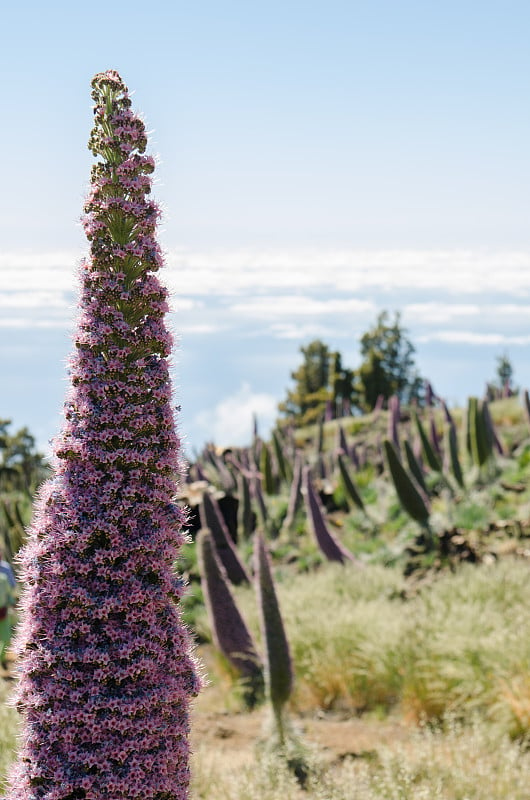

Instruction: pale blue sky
[1,1,530,452]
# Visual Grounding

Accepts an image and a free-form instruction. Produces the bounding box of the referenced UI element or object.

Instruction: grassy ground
[195,558,530,736]
[191,719,530,800]
[3,671,530,799]
[2,397,530,797]
[2,561,530,796]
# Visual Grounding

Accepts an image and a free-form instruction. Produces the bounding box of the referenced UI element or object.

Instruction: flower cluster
[9,70,200,800]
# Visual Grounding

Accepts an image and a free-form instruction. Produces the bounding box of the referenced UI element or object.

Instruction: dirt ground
[191,645,410,768]
[191,703,409,768]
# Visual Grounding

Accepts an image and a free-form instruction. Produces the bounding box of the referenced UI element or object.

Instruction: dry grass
[2,556,530,797]
[191,718,530,800]
[230,558,530,731]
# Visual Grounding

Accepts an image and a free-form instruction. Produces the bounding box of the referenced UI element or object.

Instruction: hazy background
[1,1,530,455]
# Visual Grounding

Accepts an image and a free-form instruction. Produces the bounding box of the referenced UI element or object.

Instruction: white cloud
[2,247,530,300]
[269,322,339,340]
[0,317,71,329]
[0,252,78,292]
[168,297,204,312]
[0,291,71,309]
[496,304,530,316]
[192,383,277,447]
[405,302,530,330]
[177,323,222,335]
[404,302,481,324]
[418,330,530,346]
[4,247,530,335]
[165,247,530,296]
[230,295,375,318]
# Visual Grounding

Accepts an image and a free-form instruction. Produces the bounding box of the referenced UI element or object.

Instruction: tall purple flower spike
[199,491,250,586]
[198,529,263,707]
[303,467,360,566]
[254,532,293,745]
[8,71,201,800]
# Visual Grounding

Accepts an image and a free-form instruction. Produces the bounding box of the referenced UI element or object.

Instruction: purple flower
[8,70,201,800]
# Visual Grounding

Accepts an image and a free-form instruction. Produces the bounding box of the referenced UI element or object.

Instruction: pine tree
[355,311,424,410]
[8,71,201,800]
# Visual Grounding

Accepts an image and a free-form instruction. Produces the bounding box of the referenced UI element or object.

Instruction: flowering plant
[8,70,200,800]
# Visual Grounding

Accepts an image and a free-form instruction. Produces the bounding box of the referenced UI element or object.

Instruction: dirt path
[191,666,411,770]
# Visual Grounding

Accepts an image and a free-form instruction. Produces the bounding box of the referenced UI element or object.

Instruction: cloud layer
[4,247,530,451]
[3,248,530,346]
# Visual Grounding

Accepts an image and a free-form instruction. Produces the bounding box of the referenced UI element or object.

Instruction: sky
[1,1,530,456]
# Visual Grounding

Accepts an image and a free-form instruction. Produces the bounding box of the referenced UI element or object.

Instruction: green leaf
[384,440,430,525]
[414,411,442,472]
[337,453,365,513]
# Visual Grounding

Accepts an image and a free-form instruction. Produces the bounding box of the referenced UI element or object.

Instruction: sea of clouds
[2,247,530,451]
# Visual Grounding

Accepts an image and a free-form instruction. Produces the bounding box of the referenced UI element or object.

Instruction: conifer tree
[8,70,200,800]
[278,340,335,426]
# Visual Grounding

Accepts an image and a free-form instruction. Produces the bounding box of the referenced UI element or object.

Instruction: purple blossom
[8,71,201,800]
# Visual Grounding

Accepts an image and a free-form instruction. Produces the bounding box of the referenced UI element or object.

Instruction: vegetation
[1,72,529,800]
[2,386,530,797]
[190,720,530,800]
[179,390,530,726]
[4,560,530,797]
[0,420,48,494]
[278,311,426,426]
[486,352,518,400]
[277,340,350,426]
[229,559,530,726]
[198,528,263,707]
[355,310,424,410]
[6,71,200,800]
[0,420,49,567]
